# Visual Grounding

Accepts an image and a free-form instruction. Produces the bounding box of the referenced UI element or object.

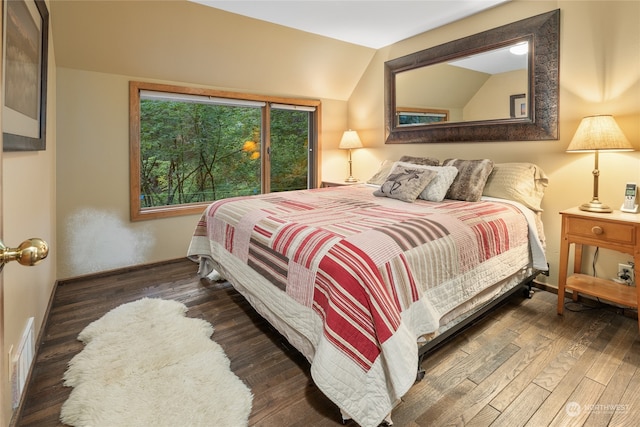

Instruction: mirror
[396,41,529,125]
[385,9,559,143]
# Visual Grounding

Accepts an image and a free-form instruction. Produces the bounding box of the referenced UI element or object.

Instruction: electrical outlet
[617,263,634,285]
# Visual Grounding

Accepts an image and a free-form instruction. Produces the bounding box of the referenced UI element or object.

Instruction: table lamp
[339,130,363,183]
[566,115,634,213]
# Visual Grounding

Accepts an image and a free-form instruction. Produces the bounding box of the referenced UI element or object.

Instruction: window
[269,104,316,192]
[129,81,320,220]
[397,107,449,126]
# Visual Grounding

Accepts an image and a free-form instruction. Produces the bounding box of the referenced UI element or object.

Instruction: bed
[187,159,548,427]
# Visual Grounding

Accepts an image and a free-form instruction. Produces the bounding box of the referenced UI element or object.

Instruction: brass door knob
[0,238,49,271]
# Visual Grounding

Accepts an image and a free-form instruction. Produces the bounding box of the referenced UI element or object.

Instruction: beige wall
[55,68,349,278]
[51,0,375,102]
[344,0,640,287]
[51,0,374,278]
[396,63,490,115]
[464,70,528,121]
[2,0,57,423]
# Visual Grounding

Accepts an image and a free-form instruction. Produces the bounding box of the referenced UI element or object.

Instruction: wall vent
[12,317,35,408]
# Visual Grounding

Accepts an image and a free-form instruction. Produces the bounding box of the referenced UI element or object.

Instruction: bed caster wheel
[416,368,425,382]
[522,284,534,299]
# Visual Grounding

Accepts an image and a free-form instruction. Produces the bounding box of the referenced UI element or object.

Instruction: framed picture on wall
[2,0,49,151]
[509,93,527,119]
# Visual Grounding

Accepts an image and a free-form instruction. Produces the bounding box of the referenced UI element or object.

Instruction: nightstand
[321,180,360,188]
[557,207,640,331]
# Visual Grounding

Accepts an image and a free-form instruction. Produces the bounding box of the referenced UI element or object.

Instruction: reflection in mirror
[396,41,528,125]
[397,107,449,125]
[385,9,559,143]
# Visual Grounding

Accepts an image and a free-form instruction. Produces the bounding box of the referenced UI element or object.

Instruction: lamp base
[344,176,358,183]
[579,200,613,213]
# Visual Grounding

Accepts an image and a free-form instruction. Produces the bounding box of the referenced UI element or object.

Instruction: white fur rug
[60,298,252,426]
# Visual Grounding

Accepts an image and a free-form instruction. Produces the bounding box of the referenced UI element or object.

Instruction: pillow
[366,160,394,185]
[394,162,458,202]
[367,157,440,185]
[419,166,459,202]
[482,163,549,211]
[373,164,438,203]
[398,155,440,166]
[442,158,494,202]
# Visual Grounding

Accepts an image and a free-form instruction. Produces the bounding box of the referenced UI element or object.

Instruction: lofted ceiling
[190,0,511,49]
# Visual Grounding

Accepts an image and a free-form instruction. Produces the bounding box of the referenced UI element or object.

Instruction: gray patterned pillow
[442,158,494,202]
[373,164,438,203]
[398,155,440,166]
[366,160,394,185]
[394,162,459,202]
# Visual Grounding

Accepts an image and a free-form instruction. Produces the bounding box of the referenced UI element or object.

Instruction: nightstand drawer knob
[591,226,604,235]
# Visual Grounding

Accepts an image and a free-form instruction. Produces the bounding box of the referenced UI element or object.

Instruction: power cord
[564,298,638,319]
[564,298,604,312]
[565,246,639,317]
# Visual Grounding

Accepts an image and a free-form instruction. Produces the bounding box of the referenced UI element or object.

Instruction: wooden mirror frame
[385,9,560,144]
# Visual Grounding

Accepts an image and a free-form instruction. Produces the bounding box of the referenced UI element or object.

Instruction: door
[0,9,47,425]
[0,1,49,422]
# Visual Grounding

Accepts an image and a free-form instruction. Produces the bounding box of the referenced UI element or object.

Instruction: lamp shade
[566,115,633,152]
[339,130,363,149]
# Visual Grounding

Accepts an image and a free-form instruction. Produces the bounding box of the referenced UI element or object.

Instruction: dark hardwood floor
[13,258,640,426]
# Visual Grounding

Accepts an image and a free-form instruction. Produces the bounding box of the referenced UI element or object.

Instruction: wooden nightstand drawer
[565,216,635,245]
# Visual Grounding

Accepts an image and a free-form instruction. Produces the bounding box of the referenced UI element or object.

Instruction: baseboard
[57,257,192,285]
[532,279,557,294]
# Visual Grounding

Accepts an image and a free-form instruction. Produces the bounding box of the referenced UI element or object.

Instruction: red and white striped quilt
[188,184,542,427]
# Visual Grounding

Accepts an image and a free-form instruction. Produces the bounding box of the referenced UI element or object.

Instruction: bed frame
[415,268,544,381]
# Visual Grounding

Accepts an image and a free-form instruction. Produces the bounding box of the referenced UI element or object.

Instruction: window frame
[129,81,321,221]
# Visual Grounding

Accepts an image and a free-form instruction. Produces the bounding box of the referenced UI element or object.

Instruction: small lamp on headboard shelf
[566,115,634,213]
[339,129,363,183]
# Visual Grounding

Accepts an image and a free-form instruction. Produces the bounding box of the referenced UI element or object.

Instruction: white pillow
[482,163,548,211]
[395,162,459,202]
